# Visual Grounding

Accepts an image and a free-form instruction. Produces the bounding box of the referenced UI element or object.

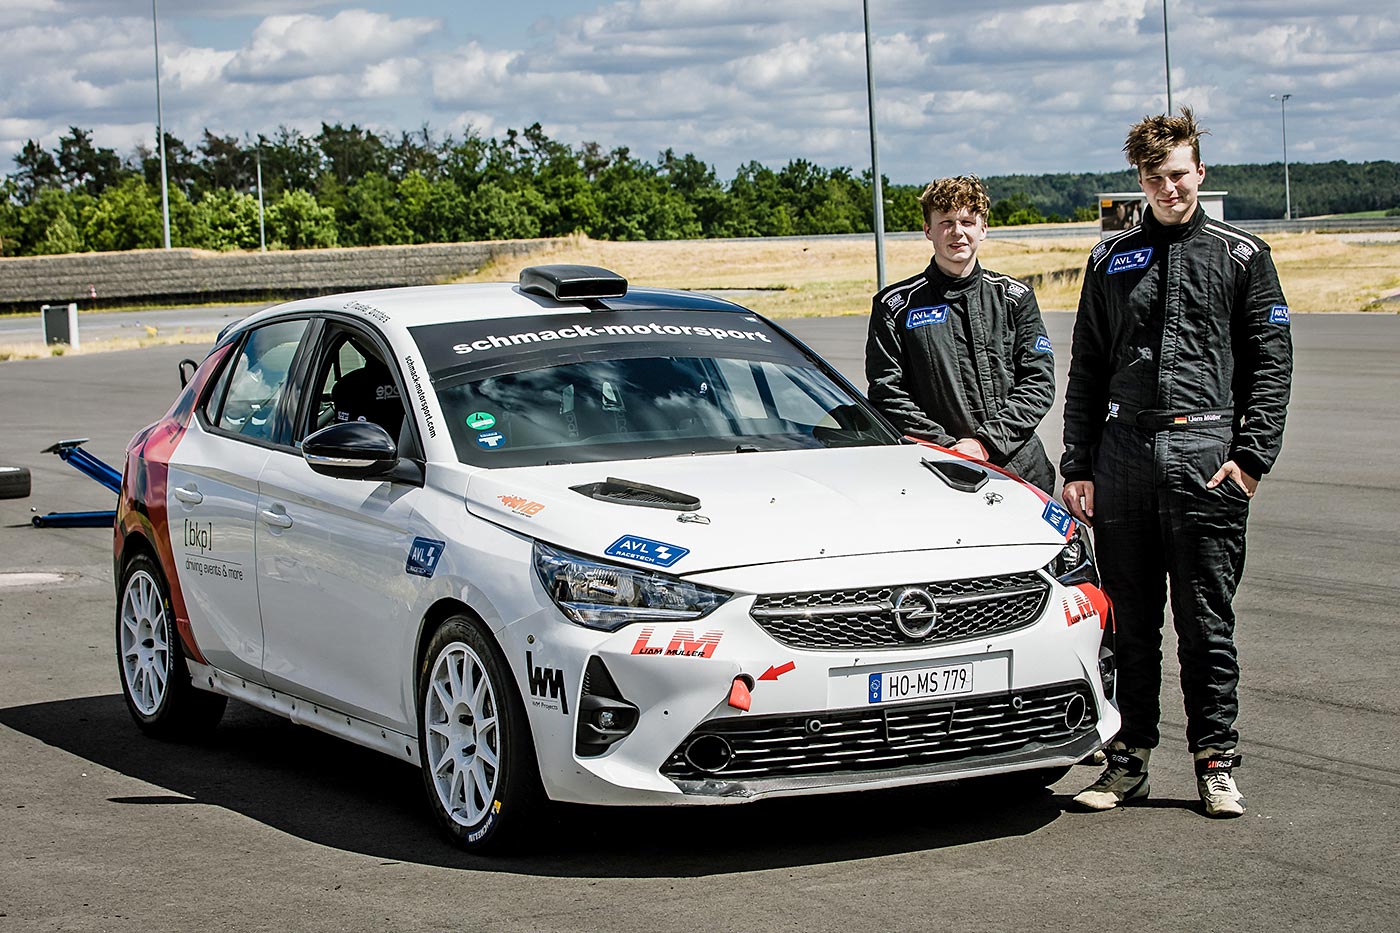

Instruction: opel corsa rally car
[114,264,1118,851]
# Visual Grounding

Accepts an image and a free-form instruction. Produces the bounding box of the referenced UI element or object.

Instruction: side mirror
[178,358,199,388]
[303,421,398,480]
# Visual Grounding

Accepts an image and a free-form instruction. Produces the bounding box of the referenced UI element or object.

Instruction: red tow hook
[727,674,755,711]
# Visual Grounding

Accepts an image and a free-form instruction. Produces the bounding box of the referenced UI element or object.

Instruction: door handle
[259,508,293,529]
[174,486,203,505]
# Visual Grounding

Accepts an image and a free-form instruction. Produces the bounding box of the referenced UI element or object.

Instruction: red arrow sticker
[758,661,796,681]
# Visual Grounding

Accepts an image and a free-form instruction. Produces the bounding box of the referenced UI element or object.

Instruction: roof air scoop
[571,477,701,512]
[520,264,628,301]
[921,458,989,493]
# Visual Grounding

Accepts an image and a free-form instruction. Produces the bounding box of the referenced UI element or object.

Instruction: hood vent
[922,458,989,493]
[571,477,701,512]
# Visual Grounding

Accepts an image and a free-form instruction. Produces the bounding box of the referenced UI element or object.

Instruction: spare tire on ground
[0,465,32,499]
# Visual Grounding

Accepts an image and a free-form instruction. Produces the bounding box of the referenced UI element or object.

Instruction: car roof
[226,280,754,341]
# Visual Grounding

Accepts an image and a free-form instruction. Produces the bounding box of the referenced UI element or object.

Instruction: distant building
[1097,190,1228,237]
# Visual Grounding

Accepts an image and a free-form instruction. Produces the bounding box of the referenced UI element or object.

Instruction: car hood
[463,444,1072,575]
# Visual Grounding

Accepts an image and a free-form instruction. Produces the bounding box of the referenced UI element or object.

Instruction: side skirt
[187,660,422,767]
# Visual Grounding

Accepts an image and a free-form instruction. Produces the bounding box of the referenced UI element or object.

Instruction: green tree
[84,177,162,251]
[342,172,408,246]
[266,189,338,248]
[188,188,263,250]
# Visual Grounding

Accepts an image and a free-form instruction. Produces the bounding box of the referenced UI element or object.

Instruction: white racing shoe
[1072,744,1151,811]
[1196,749,1246,818]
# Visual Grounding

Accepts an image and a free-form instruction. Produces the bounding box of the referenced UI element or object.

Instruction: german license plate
[868,663,973,704]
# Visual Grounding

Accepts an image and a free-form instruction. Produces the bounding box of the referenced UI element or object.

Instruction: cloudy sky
[2,0,1396,183]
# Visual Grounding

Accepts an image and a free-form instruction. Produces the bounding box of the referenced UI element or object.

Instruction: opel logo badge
[891,587,939,640]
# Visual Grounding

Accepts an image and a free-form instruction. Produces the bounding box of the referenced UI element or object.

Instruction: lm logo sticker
[605,535,690,568]
[1269,305,1291,325]
[1106,248,1153,275]
[906,305,950,329]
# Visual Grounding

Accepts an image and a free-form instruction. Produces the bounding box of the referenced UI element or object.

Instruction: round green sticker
[466,411,497,431]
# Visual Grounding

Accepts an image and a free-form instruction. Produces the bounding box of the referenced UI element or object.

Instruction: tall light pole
[862,0,887,289]
[1162,0,1173,114]
[152,0,171,249]
[255,148,267,252]
[1271,93,1293,220]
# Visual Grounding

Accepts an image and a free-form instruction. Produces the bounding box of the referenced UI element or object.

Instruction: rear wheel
[116,553,226,738]
[417,617,544,852]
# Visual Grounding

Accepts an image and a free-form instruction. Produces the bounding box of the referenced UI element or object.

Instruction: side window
[306,332,406,445]
[212,319,309,442]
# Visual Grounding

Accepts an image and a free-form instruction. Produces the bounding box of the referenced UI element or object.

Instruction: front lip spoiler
[666,729,1104,800]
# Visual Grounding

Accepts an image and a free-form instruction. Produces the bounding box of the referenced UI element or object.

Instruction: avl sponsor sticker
[1042,500,1073,537]
[1106,248,1153,274]
[1270,304,1291,325]
[406,537,445,577]
[605,535,689,568]
[906,305,950,329]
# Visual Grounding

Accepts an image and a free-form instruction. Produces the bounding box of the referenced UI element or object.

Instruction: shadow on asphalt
[2,693,1067,876]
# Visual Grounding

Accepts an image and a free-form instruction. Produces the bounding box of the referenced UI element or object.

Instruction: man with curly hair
[865,175,1055,492]
[1062,109,1293,818]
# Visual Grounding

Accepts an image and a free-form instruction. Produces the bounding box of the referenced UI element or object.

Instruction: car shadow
[2,694,1065,877]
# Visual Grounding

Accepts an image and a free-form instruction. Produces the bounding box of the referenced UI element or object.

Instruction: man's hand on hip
[1207,460,1259,498]
[1063,480,1095,525]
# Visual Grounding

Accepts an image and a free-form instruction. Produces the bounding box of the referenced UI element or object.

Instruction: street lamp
[1271,93,1292,220]
[1162,0,1173,114]
[862,0,887,289]
[152,0,171,249]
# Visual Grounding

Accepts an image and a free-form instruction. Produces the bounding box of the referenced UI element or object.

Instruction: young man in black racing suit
[865,175,1055,493]
[1061,109,1293,818]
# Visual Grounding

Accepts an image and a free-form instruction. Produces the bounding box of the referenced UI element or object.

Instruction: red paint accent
[758,661,796,681]
[726,677,752,711]
[115,344,234,666]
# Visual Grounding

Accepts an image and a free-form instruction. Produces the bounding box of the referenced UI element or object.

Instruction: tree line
[2,123,1395,257]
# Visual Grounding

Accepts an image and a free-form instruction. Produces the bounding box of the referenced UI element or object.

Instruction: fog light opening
[684,734,734,774]
[1063,694,1088,731]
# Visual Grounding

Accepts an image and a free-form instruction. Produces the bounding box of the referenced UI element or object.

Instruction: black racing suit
[1061,207,1293,753]
[866,260,1056,493]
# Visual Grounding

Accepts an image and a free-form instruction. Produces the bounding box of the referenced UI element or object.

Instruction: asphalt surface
[1,310,1398,932]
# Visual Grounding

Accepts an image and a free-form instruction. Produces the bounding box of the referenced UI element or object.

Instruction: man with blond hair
[1062,109,1293,817]
[866,175,1055,492]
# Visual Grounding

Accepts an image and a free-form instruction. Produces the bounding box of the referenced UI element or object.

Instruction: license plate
[868,663,973,704]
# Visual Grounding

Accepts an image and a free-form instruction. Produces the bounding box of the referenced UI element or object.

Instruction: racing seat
[330,357,405,441]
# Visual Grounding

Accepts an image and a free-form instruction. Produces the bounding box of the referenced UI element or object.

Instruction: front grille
[661,682,1096,783]
[749,571,1050,649]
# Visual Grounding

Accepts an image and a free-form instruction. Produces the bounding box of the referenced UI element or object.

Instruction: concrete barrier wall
[0,239,563,312]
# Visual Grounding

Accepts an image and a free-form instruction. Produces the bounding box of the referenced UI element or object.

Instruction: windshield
[409,309,900,467]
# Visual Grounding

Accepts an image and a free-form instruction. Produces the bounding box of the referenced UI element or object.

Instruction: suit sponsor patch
[605,535,689,568]
[1005,281,1029,299]
[1034,335,1053,354]
[1232,241,1256,262]
[1269,304,1290,325]
[906,305,950,329]
[1106,248,1153,274]
[884,292,908,312]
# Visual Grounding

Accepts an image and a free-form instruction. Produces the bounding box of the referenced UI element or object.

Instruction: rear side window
[208,319,309,442]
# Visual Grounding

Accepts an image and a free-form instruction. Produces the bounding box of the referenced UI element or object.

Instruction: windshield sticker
[408,310,804,379]
[1269,305,1291,325]
[1107,248,1153,274]
[1042,500,1073,537]
[344,299,389,324]
[1034,335,1053,354]
[466,411,497,430]
[476,430,507,450]
[406,537,445,578]
[906,305,950,329]
[498,495,544,517]
[402,354,437,439]
[605,535,689,568]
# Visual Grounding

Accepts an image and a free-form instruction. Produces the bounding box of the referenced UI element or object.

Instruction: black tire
[116,553,226,739]
[0,465,31,499]
[416,616,545,853]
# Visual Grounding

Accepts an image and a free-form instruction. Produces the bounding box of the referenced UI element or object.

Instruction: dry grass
[463,231,1400,316]
[0,330,217,362]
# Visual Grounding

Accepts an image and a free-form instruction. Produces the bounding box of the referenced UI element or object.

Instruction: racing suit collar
[926,259,983,292]
[1141,204,1209,243]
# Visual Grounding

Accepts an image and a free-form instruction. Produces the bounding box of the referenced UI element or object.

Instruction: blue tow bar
[32,438,121,528]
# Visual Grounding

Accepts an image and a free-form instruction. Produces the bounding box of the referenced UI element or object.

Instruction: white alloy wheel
[120,568,171,716]
[424,641,501,828]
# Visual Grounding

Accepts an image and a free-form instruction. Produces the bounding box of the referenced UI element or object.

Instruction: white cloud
[224,10,439,82]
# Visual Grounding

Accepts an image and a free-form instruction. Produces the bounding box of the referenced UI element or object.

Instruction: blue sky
[2,1,1396,183]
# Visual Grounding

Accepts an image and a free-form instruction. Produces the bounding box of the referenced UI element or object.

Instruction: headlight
[1046,523,1099,586]
[533,541,731,631]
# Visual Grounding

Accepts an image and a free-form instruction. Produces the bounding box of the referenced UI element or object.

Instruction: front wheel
[116,553,226,739]
[417,617,544,852]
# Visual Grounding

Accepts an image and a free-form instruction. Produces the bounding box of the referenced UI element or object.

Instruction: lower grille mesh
[661,681,1096,782]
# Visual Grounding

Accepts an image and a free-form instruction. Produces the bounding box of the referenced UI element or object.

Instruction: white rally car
[114,264,1118,851]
